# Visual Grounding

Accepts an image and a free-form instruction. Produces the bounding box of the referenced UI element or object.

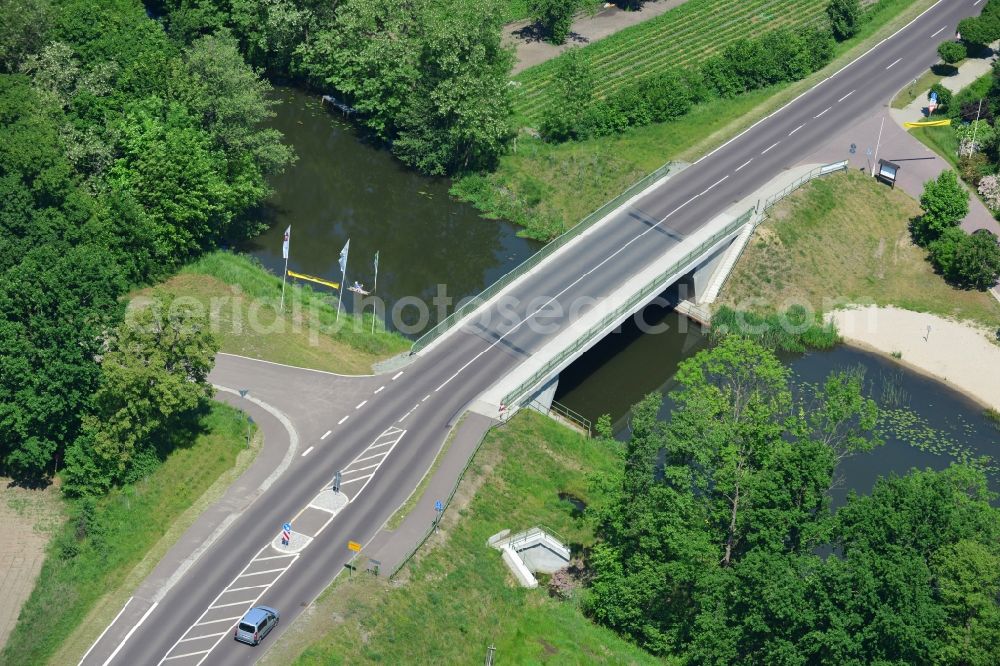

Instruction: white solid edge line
[338,415,349,425]
[321,429,332,440]
[80,597,133,665]
[190,616,242,626]
[422,394,430,402]
[391,371,404,380]
[301,446,314,457]
[162,649,210,661]
[425,0,953,396]
[688,0,947,169]
[356,400,367,409]
[102,601,157,666]
[215,352,373,378]
[178,632,227,643]
[698,175,728,196]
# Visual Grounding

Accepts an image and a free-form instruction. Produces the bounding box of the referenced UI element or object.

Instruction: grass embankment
[909,71,993,172]
[136,252,410,374]
[1,403,255,666]
[261,410,658,665]
[457,0,937,239]
[718,171,1000,328]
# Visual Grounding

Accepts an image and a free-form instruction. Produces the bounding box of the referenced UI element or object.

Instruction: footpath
[506,0,688,75]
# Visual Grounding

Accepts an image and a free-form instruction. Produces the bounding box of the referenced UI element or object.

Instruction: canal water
[555,303,1000,501]
[242,88,541,331]
[251,89,998,498]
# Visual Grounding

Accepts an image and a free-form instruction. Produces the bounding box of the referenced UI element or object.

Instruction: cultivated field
[513,0,831,123]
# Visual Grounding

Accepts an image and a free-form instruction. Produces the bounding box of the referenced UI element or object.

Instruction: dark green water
[243,87,541,331]
[254,90,998,498]
[554,302,1000,500]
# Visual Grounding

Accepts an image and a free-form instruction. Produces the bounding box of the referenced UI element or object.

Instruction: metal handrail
[761,161,848,213]
[410,161,687,353]
[501,208,755,408]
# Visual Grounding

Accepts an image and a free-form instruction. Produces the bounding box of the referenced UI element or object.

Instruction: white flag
[282,226,291,260]
[339,239,350,275]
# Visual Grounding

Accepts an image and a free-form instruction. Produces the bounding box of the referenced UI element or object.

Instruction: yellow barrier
[287,270,339,290]
[904,119,952,128]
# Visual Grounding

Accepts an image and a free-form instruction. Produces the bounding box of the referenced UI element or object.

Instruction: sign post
[434,500,444,531]
[333,470,342,493]
[281,522,291,546]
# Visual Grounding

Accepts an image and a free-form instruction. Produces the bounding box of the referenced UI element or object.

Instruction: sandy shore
[827,306,1000,412]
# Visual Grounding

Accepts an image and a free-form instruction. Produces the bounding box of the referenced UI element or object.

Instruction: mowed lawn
[261,410,660,665]
[134,252,410,375]
[718,171,1000,328]
[513,0,831,123]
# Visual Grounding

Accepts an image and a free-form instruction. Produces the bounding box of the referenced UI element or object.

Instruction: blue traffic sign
[434,500,443,512]
[283,522,291,531]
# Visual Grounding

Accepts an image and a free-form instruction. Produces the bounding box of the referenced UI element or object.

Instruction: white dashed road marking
[815,107,831,118]
[886,58,901,69]
[789,124,804,136]
[321,430,331,440]
[374,386,385,394]
[391,371,404,380]
[356,400,367,409]
[156,426,408,666]
[735,159,752,172]
[301,446,314,457]
[338,415,349,425]
[931,26,945,37]
[838,90,855,103]
[761,142,780,155]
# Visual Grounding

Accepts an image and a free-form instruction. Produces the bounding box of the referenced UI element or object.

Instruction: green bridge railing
[500,207,755,408]
[410,161,688,353]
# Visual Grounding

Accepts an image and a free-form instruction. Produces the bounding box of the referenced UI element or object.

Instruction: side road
[77,355,384,666]
[506,1,688,75]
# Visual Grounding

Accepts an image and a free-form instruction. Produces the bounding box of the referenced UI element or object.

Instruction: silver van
[234,606,279,646]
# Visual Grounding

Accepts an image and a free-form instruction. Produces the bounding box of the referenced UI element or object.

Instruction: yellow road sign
[904,119,952,128]
[347,540,361,552]
[287,269,340,290]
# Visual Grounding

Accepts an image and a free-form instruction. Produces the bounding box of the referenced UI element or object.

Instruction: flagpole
[280,226,291,312]
[336,239,348,322]
[371,251,379,335]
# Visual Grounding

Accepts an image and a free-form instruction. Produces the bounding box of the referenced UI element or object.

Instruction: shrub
[956,119,996,156]
[915,170,969,245]
[928,226,968,276]
[952,229,1000,289]
[826,0,863,41]
[978,174,1000,209]
[959,152,991,186]
[959,15,1000,47]
[928,83,952,115]
[531,0,577,45]
[938,40,967,64]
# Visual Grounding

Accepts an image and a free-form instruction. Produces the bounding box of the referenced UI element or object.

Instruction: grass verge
[260,410,659,665]
[1,403,254,666]
[891,63,961,109]
[136,252,411,375]
[910,124,960,168]
[456,0,937,240]
[717,171,1000,328]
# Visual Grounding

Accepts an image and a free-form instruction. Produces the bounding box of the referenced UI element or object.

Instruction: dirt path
[0,481,63,651]
[506,0,690,75]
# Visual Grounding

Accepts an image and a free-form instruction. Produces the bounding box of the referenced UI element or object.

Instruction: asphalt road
[101,1,982,663]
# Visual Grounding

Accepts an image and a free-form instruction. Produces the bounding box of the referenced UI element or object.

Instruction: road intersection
[83,2,985,663]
